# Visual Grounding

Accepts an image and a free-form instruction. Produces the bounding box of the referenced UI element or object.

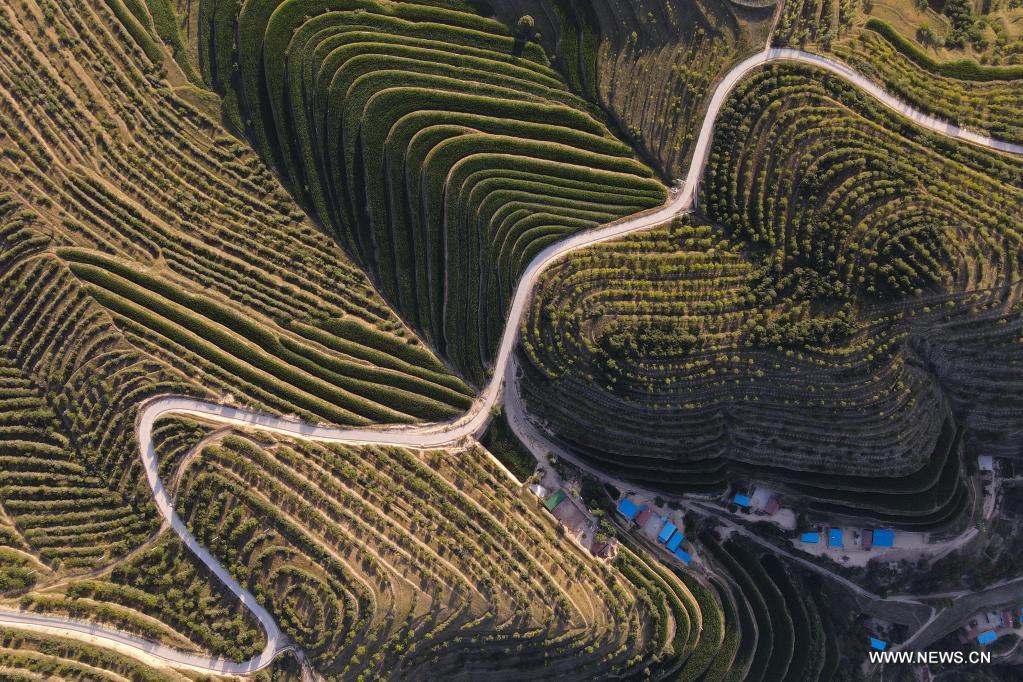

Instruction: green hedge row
[212,0,665,384]
[103,0,164,65]
[704,535,772,682]
[865,19,1023,82]
[675,569,724,680]
[64,250,467,420]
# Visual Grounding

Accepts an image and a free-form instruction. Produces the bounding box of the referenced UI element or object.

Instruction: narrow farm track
[2,47,1021,677]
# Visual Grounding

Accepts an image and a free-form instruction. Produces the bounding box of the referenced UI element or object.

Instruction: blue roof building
[800,532,820,543]
[869,638,887,651]
[733,493,751,507]
[658,521,677,543]
[873,529,895,547]
[666,531,685,552]
[828,529,843,548]
[617,498,639,520]
[675,549,692,565]
[978,630,998,646]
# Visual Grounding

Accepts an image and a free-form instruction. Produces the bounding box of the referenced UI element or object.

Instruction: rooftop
[544,489,567,512]
[872,529,895,547]
[617,498,639,520]
[978,630,998,646]
[634,507,654,528]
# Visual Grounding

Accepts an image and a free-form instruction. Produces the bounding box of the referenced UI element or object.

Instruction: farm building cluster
[800,527,896,550]
[530,485,619,560]
[960,607,1023,648]
[617,497,693,566]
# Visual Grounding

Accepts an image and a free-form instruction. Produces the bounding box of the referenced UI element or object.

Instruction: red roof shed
[634,507,654,528]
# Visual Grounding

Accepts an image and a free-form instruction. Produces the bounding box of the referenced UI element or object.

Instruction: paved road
[0,610,281,675]
[4,48,1020,675]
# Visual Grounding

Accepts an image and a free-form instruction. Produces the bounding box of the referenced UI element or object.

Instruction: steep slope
[201,0,667,382]
[519,64,1023,525]
[0,0,473,664]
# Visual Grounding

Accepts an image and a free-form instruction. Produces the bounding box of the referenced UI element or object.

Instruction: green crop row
[205,0,664,382]
[65,252,468,423]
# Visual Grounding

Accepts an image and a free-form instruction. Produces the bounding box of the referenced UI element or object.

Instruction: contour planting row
[166,419,729,678]
[699,534,838,681]
[64,249,471,426]
[832,23,1023,145]
[0,358,153,571]
[703,64,1023,465]
[17,531,267,662]
[496,0,774,180]
[615,527,839,681]
[590,0,770,178]
[705,69,1018,300]
[0,0,479,589]
[0,626,189,682]
[0,0,473,425]
[0,245,190,527]
[7,416,266,662]
[519,220,973,525]
[201,0,666,383]
[521,63,1022,520]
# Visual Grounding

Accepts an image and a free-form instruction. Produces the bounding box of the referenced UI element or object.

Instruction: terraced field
[0,0,490,671]
[203,0,666,383]
[1,0,1021,676]
[520,63,1023,524]
[832,21,1023,146]
[698,535,839,681]
[0,627,193,682]
[0,0,476,431]
[166,419,743,678]
[0,0,487,507]
[0,408,265,662]
[0,357,154,571]
[492,0,776,180]
[772,0,857,48]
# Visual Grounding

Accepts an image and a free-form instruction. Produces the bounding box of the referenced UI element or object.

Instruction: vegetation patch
[480,411,536,481]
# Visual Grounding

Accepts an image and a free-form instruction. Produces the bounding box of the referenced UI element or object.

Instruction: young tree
[516,15,535,36]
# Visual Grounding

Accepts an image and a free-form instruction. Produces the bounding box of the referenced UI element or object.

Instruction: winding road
[4,47,1021,676]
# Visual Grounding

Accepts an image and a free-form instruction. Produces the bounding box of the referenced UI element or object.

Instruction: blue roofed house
[617,498,639,521]
[658,521,677,543]
[800,532,820,543]
[666,531,685,552]
[872,529,895,547]
[869,638,887,651]
[675,549,692,565]
[733,493,751,508]
[828,528,843,548]
[978,630,998,646]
